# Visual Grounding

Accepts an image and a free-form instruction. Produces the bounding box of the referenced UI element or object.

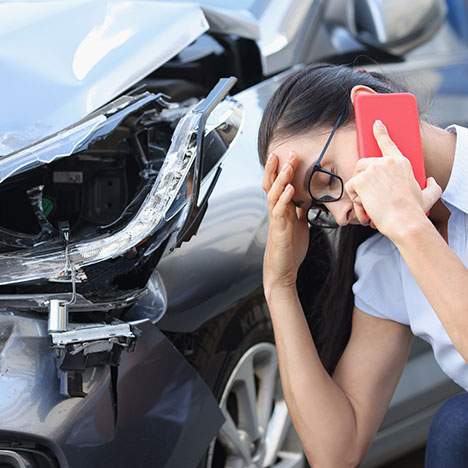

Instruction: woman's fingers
[262,152,278,193]
[352,200,370,225]
[421,176,442,212]
[353,156,381,175]
[372,120,404,158]
[344,172,362,204]
[267,160,292,210]
[272,183,294,218]
[349,193,362,205]
[266,152,299,211]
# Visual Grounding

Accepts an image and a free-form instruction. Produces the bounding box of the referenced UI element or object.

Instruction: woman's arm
[345,120,468,362]
[392,213,468,361]
[265,285,357,467]
[265,285,413,468]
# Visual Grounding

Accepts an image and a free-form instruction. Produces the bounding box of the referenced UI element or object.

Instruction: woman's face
[267,122,364,226]
[266,85,378,226]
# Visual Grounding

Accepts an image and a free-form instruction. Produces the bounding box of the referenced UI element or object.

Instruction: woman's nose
[329,200,354,226]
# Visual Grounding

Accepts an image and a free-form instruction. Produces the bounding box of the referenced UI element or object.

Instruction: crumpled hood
[0,0,209,156]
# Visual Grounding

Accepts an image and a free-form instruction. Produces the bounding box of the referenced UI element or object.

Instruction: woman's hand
[262,151,310,296]
[344,120,442,241]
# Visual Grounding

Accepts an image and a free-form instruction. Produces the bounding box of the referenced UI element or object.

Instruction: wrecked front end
[0,312,224,467]
[0,71,243,467]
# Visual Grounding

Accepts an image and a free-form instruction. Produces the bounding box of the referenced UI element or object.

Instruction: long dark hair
[257,63,413,375]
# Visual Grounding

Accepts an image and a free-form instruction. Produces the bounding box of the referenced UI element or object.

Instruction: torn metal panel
[0,0,209,155]
[171,0,318,75]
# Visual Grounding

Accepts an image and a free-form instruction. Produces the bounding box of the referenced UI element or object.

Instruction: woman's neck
[420,120,457,225]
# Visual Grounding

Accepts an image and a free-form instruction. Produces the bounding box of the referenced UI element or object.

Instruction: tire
[185,296,309,468]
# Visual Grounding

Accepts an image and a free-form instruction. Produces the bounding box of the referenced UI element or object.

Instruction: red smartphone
[354,92,428,220]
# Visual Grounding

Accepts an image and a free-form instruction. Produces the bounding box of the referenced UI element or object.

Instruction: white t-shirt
[352,124,468,391]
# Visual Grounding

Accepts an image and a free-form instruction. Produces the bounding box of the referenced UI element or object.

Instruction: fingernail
[374,120,384,129]
[287,151,295,162]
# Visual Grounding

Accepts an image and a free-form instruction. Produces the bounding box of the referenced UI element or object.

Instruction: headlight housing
[0,78,242,300]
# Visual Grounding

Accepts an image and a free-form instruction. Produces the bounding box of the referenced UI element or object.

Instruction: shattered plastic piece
[50,321,142,347]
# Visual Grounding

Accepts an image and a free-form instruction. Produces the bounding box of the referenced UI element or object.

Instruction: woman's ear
[350,85,377,107]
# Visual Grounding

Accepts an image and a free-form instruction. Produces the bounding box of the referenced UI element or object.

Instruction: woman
[258,63,468,467]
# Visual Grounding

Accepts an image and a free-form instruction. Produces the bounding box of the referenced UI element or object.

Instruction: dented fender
[0,310,224,468]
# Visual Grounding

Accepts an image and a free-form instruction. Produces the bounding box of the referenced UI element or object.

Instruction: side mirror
[347,0,447,54]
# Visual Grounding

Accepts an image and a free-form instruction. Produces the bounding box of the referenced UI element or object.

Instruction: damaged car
[0,2,309,467]
[0,0,465,467]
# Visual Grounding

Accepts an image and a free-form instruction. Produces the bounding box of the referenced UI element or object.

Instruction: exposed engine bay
[0,93,177,249]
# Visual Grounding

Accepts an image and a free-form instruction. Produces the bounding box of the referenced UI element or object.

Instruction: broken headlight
[0,78,242,290]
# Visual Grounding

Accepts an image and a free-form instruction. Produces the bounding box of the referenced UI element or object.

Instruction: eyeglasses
[307,208,339,229]
[306,109,347,229]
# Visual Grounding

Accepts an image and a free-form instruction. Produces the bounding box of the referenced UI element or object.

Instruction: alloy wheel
[206,343,306,468]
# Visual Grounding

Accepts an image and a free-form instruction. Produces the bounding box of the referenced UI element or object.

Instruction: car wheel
[187,298,309,468]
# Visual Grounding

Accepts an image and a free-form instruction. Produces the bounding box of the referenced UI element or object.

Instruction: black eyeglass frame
[305,109,350,228]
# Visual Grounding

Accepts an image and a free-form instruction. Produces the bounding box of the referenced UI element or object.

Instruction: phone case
[353,92,429,222]
[354,92,427,189]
